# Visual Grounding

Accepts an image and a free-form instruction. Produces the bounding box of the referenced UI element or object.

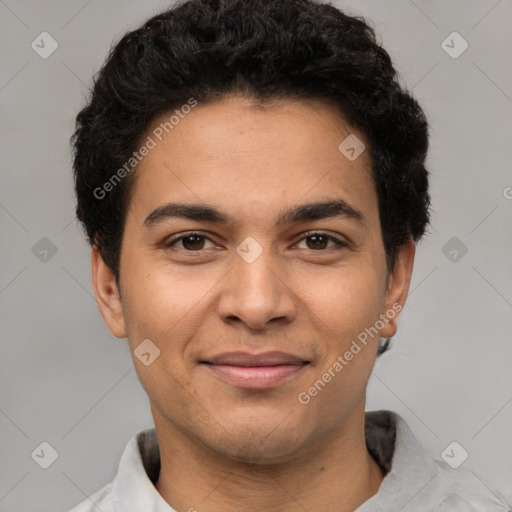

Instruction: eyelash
[164,231,349,252]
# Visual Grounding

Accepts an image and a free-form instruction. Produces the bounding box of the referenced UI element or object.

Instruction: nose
[216,242,296,331]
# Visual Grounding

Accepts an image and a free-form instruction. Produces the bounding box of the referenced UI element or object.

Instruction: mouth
[200,351,310,389]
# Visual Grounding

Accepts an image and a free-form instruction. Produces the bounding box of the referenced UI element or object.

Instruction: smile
[200,351,310,389]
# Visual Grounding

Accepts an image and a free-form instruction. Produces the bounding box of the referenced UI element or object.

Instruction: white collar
[104,410,510,511]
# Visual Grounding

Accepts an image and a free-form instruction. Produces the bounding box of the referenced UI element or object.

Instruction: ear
[91,245,127,338]
[379,238,415,338]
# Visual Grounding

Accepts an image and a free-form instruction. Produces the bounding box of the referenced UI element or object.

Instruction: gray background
[1,0,511,510]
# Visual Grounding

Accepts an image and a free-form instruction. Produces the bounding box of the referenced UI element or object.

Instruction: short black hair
[71,0,431,355]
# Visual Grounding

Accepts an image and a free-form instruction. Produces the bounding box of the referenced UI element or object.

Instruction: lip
[200,351,310,389]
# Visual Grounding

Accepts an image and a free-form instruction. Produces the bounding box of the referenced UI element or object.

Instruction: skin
[91,95,415,512]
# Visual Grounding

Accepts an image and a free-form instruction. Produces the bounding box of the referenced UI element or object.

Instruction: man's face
[94,95,412,463]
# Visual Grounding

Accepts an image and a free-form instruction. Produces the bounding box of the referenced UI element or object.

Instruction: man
[68,0,511,510]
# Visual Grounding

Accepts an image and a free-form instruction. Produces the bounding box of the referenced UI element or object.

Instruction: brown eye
[297,232,348,251]
[165,233,214,251]
[305,234,329,250]
[180,235,206,250]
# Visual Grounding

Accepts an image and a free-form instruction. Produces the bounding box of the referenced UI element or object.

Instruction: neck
[154,406,385,512]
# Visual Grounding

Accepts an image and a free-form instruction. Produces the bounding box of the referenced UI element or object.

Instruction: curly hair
[71,0,430,355]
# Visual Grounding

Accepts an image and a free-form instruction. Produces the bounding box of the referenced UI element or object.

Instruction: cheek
[121,254,215,341]
[296,268,383,420]
[119,265,205,400]
[301,263,385,346]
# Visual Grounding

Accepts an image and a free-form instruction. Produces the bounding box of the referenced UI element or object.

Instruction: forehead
[126,96,378,228]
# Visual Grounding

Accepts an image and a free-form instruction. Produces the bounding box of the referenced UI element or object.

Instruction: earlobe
[91,245,127,339]
[380,238,416,338]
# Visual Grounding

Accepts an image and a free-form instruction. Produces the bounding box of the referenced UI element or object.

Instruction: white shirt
[67,410,511,511]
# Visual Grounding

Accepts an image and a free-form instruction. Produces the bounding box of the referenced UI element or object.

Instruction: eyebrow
[143,199,365,229]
